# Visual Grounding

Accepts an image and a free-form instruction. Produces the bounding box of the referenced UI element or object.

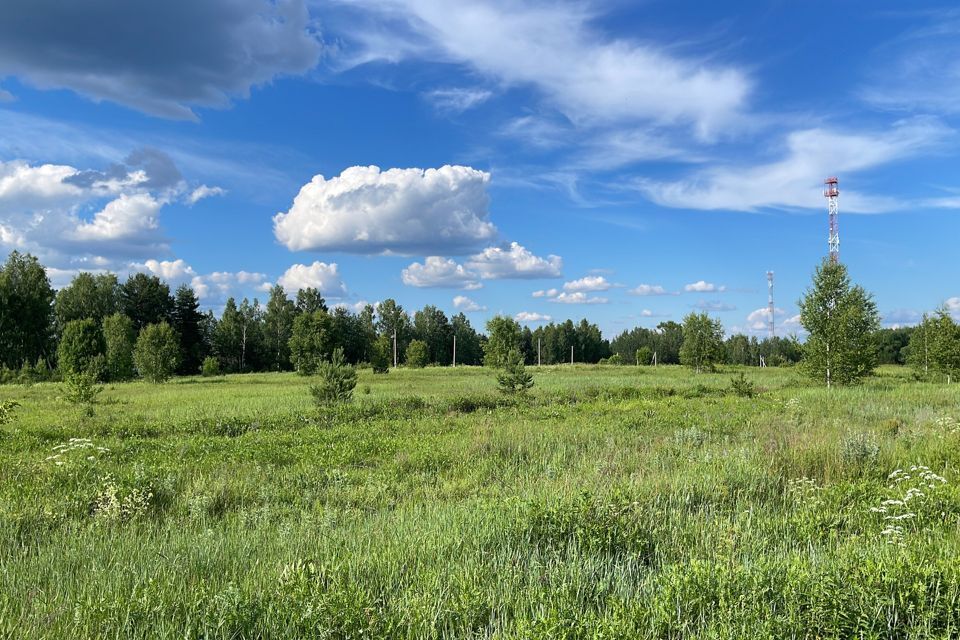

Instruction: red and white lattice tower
[766,271,775,339]
[824,177,840,263]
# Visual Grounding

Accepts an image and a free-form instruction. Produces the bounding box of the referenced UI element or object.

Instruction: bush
[134,322,180,383]
[201,356,221,377]
[839,431,880,468]
[497,349,534,395]
[63,370,103,417]
[405,340,429,368]
[310,348,357,406]
[57,318,105,379]
[729,372,756,398]
[606,354,623,365]
[370,335,391,374]
[636,346,653,366]
[103,313,135,381]
[0,400,19,425]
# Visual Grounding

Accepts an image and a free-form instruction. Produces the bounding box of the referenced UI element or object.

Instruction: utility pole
[392,330,397,368]
[452,334,456,368]
[652,351,657,367]
[570,345,574,365]
[537,338,541,366]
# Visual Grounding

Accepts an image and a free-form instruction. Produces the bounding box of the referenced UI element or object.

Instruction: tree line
[2,251,958,386]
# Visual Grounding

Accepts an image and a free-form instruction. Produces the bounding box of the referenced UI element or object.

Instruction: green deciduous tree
[376,299,411,364]
[57,318,105,377]
[484,316,523,368]
[679,312,724,373]
[134,322,180,383]
[451,313,483,366]
[0,251,55,369]
[370,334,391,374]
[103,313,136,381]
[405,339,429,368]
[263,285,296,371]
[295,287,327,315]
[289,310,332,375]
[907,309,960,381]
[798,260,880,387]
[413,305,452,365]
[54,272,120,329]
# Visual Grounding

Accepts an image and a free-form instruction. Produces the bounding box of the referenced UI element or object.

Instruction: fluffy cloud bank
[515,311,551,323]
[684,280,726,293]
[402,242,562,289]
[466,242,562,279]
[274,165,497,255]
[402,257,482,289]
[276,261,347,298]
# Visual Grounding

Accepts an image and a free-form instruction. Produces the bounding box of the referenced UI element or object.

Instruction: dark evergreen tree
[120,273,174,332]
[171,284,206,375]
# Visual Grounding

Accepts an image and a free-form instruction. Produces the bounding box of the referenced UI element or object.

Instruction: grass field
[2,365,960,638]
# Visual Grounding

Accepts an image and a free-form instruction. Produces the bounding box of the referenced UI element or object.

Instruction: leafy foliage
[103,313,136,381]
[62,370,103,416]
[134,322,181,383]
[405,339,429,369]
[370,334,391,374]
[289,310,331,375]
[0,399,19,425]
[201,356,221,377]
[484,316,523,368]
[309,348,357,405]
[679,312,724,373]
[907,309,960,381]
[57,318,105,378]
[799,260,880,387]
[0,251,55,369]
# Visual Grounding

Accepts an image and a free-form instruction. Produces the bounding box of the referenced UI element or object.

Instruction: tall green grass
[2,365,959,638]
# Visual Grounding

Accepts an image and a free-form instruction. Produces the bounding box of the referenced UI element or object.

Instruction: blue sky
[1,0,959,337]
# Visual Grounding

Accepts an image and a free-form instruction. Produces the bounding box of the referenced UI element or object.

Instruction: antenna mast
[766,271,775,339]
[824,177,839,263]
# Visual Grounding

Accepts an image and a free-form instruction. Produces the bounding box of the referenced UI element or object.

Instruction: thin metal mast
[766,271,775,339]
[824,177,839,263]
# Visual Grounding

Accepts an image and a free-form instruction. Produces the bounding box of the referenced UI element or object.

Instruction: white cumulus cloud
[273,165,497,255]
[277,261,347,298]
[466,242,562,279]
[684,280,726,293]
[629,283,673,296]
[453,295,486,312]
[562,275,611,293]
[402,256,482,289]
[137,258,196,281]
[515,311,551,323]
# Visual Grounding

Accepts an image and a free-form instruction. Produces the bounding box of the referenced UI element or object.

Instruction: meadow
[2,364,960,639]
